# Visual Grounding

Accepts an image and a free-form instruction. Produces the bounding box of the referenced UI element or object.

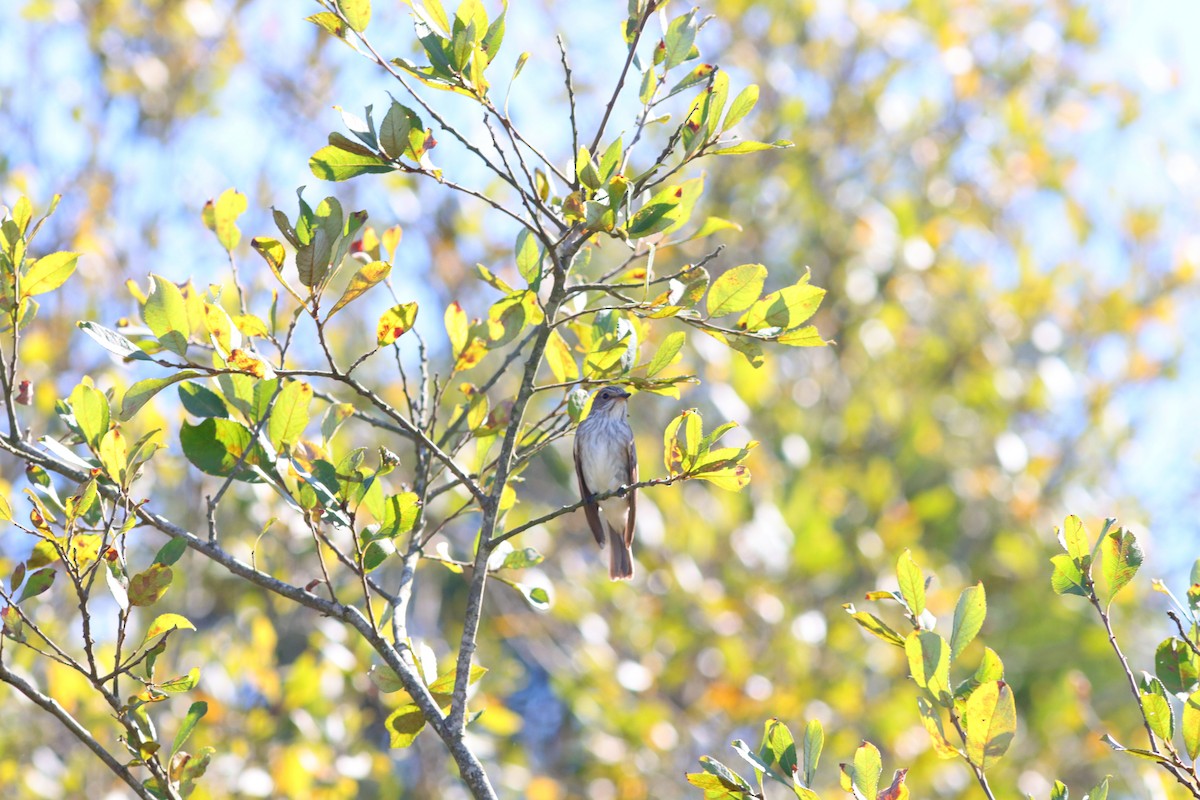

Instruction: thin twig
[558,35,580,175]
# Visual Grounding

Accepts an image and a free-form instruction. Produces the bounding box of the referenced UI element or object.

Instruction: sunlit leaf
[707,264,766,317]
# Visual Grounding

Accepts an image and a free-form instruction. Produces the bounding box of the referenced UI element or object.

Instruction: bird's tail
[608,525,633,581]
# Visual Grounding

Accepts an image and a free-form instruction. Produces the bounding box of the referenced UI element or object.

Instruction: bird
[573,386,638,580]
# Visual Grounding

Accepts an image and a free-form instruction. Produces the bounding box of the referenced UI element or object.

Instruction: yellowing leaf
[329,259,392,318]
[23,251,79,296]
[143,274,191,357]
[338,0,371,32]
[201,188,247,253]
[143,612,196,645]
[445,302,469,355]
[707,264,766,317]
[544,330,578,383]
[378,302,419,345]
[269,381,313,451]
[964,680,1016,770]
[740,282,824,331]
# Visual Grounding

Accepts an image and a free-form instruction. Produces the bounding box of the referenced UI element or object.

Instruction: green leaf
[180,418,266,479]
[386,704,427,748]
[22,251,79,296]
[1141,691,1174,741]
[1059,514,1090,562]
[338,0,370,32]
[950,582,987,662]
[803,719,823,787]
[1086,777,1110,800]
[1050,554,1089,597]
[645,331,685,377]
[499,547,544,570]
[269,381,313,451]
[711,139,792,155]
[159,667,201,694]
[1100,526,1142,605]
[75,321,152,362]
[755,718,797,782]
[841,740,881,800]
[143,274,191,356]
[906,631,952,704]
[378,101,414,160]
[172,701,207,756]
[178,382,228,419]
[664,63,715,102]
[120,371,202,421]
[691,756,753,793]
[896,550,925,616]
[739,280,824,331]
[129,564,173,607]
[843,603,906,647]
[69,382,110,450]
[626,184,685,239]
[1183,691,1200,760]
[707,264,766,317]
[662,9,698,70]
[17,567,55,601]
[310,144,393,181]
[975,646,1005,683]
[153,538,188,568]
[517,583,551,610]
[723,84,759,131]
[514,229,543,288]
[1156,637,1200,695]
[964,680,1016,770]
[201,189,247,253]
[377,302,419,345]
[377,492,421,539]
[660,177,705,237]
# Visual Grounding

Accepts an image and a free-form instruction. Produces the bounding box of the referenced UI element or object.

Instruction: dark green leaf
[153,538,188,568]
[180,419,266,480]
[17,568,55,602]
[178,382,228,419]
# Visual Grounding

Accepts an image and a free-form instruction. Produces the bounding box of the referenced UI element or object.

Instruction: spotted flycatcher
[573,386,637,580]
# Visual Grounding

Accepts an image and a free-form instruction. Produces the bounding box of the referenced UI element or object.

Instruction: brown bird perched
[573,386,638,580]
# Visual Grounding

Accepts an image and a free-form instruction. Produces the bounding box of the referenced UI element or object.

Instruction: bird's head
[590,386,631,418]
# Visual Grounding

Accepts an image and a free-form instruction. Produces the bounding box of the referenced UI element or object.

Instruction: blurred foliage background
[2,0,1199,797]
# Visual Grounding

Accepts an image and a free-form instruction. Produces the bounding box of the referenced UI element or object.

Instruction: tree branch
[0,659,156,800]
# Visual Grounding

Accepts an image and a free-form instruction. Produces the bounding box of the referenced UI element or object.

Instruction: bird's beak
[617,388,631,399]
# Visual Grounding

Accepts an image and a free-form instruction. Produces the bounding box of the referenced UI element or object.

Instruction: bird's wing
[624,436,637,548]
[574,434,607,548]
